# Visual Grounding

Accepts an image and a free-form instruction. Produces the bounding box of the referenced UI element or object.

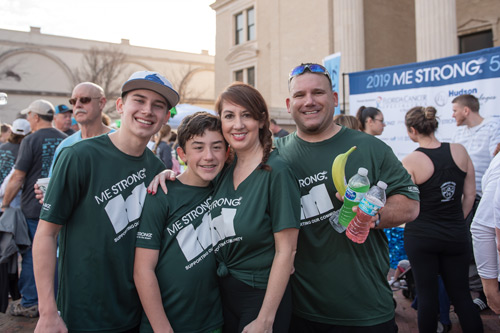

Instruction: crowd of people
[0,62,497,333]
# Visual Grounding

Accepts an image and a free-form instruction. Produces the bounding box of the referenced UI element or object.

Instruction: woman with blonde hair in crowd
[402,106,483,332]
[153,124,173,169]
[356,106,385,135]
[214,82,300,332]
[333,114,360,131]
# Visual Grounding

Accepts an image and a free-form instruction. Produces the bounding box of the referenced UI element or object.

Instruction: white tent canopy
[168,103,217,129]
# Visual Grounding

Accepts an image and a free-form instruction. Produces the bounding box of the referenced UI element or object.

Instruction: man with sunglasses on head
[33,71,179,332]
[274,63,420,332]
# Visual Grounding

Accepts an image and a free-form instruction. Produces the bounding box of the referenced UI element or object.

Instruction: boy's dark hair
[452,94,479,112]
[177,112,226,151]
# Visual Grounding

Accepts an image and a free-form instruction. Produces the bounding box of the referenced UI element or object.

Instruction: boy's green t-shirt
[136,179,223,333]
[40,134,165,332]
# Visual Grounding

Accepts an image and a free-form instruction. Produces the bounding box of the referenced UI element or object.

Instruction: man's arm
[2,169,26,210]
[462,155,476,218]
[377,194,419,229]
[33,219,67,333]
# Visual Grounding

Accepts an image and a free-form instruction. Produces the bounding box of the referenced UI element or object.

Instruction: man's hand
[34,311,68,333]
[335,192,380,228]
[34,184,44,205]
[147,170,176,195]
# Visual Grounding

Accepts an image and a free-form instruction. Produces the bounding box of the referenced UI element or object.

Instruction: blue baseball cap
[121,71,180,109]
[55,104,72,114]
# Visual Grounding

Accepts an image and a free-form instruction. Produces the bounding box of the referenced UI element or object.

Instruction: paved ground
[1,280,499,332]
[393,286,500,332]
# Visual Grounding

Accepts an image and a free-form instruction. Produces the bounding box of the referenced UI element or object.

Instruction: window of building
[234,7,255,45]
[247,8,255,41]
[247,67,255,86]
[459,30,493,53]
[233,67,255,87]
[234,69,244,82]
[235,12,244,45]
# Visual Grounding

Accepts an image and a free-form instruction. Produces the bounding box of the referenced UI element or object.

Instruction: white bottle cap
[377,181,387,190]
[358,167,368,176]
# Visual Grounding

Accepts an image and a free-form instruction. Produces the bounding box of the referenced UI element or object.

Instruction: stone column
[415,0,458,61]
[333,0,365,113]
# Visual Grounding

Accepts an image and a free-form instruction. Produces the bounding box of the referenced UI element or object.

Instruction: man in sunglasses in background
[49,82,113,174]
[274,63,420,332]
[34,82,114,202]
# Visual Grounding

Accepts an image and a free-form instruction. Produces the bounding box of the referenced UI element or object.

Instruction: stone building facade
[0,26,214,123]
[210,0,499,129]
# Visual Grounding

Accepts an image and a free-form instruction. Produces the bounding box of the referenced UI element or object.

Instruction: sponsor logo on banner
[349,47,500,159]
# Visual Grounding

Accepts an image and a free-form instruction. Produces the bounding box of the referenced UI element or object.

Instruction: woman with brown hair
[402,106,483,332]
[213,82,300,333]
[356,106,385,135]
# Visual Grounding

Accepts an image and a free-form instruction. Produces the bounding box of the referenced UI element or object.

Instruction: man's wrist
[1,204,10,209]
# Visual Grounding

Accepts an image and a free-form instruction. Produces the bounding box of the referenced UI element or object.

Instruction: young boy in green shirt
[134,112,227,333]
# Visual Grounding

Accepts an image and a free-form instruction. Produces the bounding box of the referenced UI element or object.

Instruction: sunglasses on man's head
[69,97,100,105]
[288,64,332,85]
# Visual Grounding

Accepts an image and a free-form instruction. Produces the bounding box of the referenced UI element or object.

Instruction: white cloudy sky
[0,0,216,54]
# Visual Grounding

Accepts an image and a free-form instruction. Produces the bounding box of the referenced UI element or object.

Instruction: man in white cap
[2,100,67,318]
[0,119,31,188]
[33,71,179,332]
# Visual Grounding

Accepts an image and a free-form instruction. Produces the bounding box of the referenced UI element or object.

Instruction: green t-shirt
[136,179,223,333]
[40,134,165,333]
[275,128,419,326]
[210,150,301,289]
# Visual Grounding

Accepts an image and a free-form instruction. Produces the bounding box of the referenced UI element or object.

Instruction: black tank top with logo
[404,142,469,242]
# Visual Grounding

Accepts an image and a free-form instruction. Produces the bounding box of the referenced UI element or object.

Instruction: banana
[331,146,357,197]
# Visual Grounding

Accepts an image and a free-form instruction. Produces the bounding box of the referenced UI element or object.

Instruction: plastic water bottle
[346,181,387,244]
[338,167,370,227]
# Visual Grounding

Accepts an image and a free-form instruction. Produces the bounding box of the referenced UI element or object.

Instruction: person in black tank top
[402,106,483,333]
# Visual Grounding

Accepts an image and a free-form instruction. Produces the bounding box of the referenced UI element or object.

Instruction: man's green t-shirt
[136,179,223,333]
[275,128,419,326]
[210,150,301,288]
[40,134,165,332]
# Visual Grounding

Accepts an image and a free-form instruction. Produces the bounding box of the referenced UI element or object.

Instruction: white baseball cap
[12,118,31,136]
[20,99,55,116]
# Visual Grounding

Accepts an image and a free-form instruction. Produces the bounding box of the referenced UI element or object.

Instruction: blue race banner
[323,52,341,115]
[349,46,500,159]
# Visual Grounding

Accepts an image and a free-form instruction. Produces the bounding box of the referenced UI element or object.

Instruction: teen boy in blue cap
[33,71,179,332]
